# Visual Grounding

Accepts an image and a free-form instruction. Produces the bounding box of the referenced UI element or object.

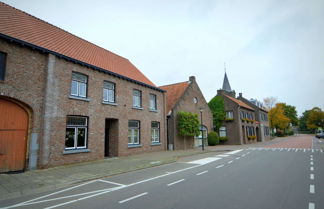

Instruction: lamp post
[199,107,204,151]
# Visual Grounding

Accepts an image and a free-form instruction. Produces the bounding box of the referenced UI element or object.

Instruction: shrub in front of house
[208,131,219,146]
[219,136,228,142]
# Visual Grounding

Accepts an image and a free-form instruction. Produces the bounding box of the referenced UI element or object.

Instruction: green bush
[208,132,219,146]
[219,136,228,141]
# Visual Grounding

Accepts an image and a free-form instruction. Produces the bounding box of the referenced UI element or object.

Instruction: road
[0,136,323,209]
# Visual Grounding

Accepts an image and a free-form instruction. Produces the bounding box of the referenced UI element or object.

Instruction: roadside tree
[208,96,225,132]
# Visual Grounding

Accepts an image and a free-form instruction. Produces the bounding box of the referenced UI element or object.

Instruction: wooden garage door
[0,99,28,173]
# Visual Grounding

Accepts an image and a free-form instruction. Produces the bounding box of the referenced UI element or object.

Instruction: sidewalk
[0,136,300,201]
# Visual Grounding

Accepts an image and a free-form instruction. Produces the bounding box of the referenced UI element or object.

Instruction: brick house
[217,73,258,144]
[159,76,213,150]
[237,94,270,142]
[0,2,166,172]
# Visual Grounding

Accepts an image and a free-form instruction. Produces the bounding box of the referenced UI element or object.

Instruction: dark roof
[223,94,254,111]
[159,81,190,113]
[222,72,232,92]
[0,2,160,90]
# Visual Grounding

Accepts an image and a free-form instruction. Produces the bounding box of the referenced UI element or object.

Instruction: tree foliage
[278,103,298,126]
[208,96,225,131]
[306,107,324,130]
[263,97,277,111]
[268,103,291,130]
[177,111,200,137]
[299,110,311,131]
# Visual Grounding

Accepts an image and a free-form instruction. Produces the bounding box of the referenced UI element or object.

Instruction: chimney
[189,76,196,83]
[239,93,242,98]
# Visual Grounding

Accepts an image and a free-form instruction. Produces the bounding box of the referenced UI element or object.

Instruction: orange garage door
[0,99,28,173]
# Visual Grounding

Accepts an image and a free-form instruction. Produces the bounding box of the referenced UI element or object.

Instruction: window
[0,52,7,81]
[103,81,115,103]
[151,122,160,143]
[197,125,207,139]
[71,72,87,98]
[226,111,234,119]
[240,111,244,119]
[128,120,140,145]
[65,116,88,149]
[219,126,227,137]
[193,97,198,104]
[149,94,157,111]
[133,90,142,108]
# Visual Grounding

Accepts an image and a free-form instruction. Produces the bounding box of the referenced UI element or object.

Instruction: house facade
[237,94,271,141]
[160,76,213,150]
[0,2,166,172]
[217,73,258,145]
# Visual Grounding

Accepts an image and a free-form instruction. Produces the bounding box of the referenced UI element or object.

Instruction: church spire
[222,63,232,92]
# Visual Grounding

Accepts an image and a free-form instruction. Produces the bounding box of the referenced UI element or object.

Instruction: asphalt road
[0,146,323,209]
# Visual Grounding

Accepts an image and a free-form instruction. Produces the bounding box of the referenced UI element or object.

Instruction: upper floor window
[0,51,7,81]
[151,121,160,143]
[128,120,140,145]
[193,97,198,104]
[226,111,234,119]
[65,116,88,150]
[71,72,87,98]
[133,89,142,108]
[149,94,157,111]
[103,81,115,103]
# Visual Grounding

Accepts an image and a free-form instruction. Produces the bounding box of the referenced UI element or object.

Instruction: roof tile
[0,2,155,87]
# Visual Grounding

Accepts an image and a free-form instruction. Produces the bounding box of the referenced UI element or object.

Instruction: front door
[0,99,28,173]
[104,119,110,157]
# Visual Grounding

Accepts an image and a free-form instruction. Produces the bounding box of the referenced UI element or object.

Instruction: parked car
[315,131,324,139]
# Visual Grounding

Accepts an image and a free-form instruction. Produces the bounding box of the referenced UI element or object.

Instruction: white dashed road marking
[188,157,221,165]
[196,171,208,176]
[309,202,315,209]
[310,174,314,180]
[228,161,233,164]
[226,150,243,155]
[216,165,224,169]
[167,179,185,187]
[119,192,148,204]
[310,185,315,194]
[310,167,314,171]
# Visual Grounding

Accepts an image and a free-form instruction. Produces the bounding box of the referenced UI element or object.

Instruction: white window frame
[151,121,160,143]
[226,111,234,119]
[65,116,88,150]
[103,81,115,103]
[71,72,87,98]
[133,89,142,108]
[128,120,140,145]
[149,94,157,111]
[219,126,227,137]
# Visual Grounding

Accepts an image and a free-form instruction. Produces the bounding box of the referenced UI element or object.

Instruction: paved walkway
[0,134,314,201]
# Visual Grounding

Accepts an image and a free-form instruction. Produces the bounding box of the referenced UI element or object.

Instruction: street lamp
[199,107,204,151]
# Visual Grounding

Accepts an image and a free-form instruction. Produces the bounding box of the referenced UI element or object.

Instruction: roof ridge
[159,81,189,88]
[0,2,129,61]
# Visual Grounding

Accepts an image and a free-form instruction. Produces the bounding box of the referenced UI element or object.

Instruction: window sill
[63,148,90,155]
[102,101,117,106]
[69,96,90,102]
[149,109,158,113]
[132,107,144,110]
[128,144,142,148]
[150,142,161,146]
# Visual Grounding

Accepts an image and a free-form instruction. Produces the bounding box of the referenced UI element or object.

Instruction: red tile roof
[159,81,190,113]
[223,94,254,111]
[0,2,156,87]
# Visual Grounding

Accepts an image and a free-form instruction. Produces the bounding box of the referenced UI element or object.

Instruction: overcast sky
[3,0,324,115]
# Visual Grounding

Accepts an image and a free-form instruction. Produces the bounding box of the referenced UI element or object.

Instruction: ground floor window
[264,126,270,136]
[196,125,207,139]
[151,121,160,143]
[128,120,140,145]
[219,126,227,137]
[246,126,255,137]
[65,116,88,149]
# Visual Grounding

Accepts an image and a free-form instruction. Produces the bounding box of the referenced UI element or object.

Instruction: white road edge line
[310,185,315,194]
[118,192,148,204]
[228,161,233,164]
[196,170,208,176]
[235,157,240,160]
[310,174,314,180]
[216,165,224,169]
[167,179,185,187]
[309,202,315,209]
[98,179,126,186]
[226,149,243,155]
